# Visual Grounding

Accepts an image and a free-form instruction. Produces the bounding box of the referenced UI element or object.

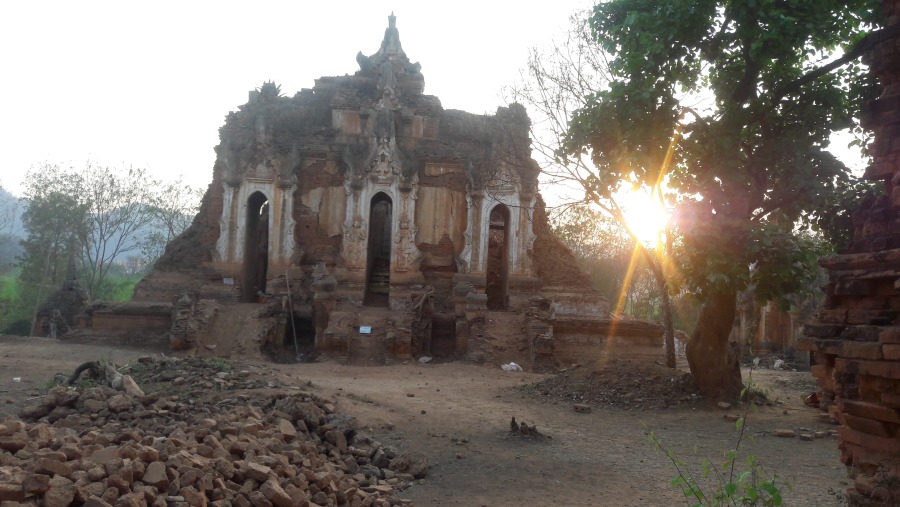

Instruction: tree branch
[751,195,800,222]
[770,23,900,105]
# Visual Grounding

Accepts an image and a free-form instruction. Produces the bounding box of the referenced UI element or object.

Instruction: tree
[550,203,661,320]
[0,183,18,246]
[563,0,883,400]
[508,11,679,368]
[20,163,162,303]
[19,165,90,332]
[141,177,204,266]
[75,164,159,299]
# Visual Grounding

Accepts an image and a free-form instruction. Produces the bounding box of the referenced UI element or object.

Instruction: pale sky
[0,1,593,196]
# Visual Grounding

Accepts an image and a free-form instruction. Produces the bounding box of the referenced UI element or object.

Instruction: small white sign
[359,326,372,334]
[223,278,234,285]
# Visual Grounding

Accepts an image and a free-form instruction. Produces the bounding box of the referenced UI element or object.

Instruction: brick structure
[104,15,664,367]
[798,2,900,504]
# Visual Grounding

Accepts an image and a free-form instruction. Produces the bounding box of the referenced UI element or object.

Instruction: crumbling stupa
[797,1,900,504]
[71,15,663,367]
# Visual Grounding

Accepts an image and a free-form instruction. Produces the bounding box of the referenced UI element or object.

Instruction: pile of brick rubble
[0,369,425,506]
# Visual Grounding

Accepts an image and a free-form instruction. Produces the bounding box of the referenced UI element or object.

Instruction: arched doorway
[241,192,269,303]
[486,204,510,310]
[365,193,392,307]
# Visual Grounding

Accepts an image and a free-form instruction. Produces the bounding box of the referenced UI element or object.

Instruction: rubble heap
[525,359,701,411]
[0,376,424,506]
[797,2,900,504]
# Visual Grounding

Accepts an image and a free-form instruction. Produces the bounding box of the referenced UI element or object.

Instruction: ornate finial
[356,13,422,83]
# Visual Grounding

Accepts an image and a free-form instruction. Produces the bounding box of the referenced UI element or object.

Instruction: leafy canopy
[564,0,880,301]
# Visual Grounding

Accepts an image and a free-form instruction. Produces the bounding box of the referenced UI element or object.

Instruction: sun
[618,188,669,245]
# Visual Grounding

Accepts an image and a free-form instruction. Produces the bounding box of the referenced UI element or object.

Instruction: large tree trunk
[686,287,743,402]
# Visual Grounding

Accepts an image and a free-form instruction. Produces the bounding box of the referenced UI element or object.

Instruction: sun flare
[619,189,668,244]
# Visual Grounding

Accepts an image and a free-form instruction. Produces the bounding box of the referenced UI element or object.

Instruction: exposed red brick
[801,4,900,502]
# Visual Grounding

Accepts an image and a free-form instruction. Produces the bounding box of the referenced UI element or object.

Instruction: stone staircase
[367,260,390,294]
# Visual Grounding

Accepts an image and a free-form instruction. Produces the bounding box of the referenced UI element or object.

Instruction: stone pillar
[516,192,536,275]
[468,190,485,273]
[797,3,900,504]
[216,181,240,265]
[271,181,297,267]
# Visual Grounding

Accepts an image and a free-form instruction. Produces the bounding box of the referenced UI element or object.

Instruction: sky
[0,0,594,196]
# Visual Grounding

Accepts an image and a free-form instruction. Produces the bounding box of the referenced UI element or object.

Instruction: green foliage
[15,163,202,330]
[39,375,95,391]
[742,376,777,405]
[562,1,881,395]
[679,221,831,308]
[37,378,60,392]
[1,318,30,336]
[77,164,160,299]
[17,165,90,327]
[124,359,148,375]
[0,271,18,300]
[565,0,880,303]
[203,358,231,373]
[804,178,882,254]
[93,273,142,302]
[73,378,97,389]
[0,270,28,334]
[650,375,790,506]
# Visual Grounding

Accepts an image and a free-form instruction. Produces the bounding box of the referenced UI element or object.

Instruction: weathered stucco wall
[415,186,467,250]
[117,14,666,369]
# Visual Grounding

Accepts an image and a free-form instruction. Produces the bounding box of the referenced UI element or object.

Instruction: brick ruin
[798,1,900,504]
[63,15,663,368]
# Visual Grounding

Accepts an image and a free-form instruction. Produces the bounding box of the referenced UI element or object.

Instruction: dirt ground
[0,336,850,506]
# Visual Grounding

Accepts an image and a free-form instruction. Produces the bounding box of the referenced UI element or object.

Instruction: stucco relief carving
[394,214,419,272]
[486,163,519,194]
[520,198,537,274]
[456,189,475,273]
[371,141,400,178]
[369,91,402,179]
[342,215,368,267]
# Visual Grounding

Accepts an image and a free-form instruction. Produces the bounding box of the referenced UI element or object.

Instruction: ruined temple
[71,15,663,367]
[797,1,900,504]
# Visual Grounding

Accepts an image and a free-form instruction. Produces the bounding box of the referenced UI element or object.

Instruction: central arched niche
[241,192,269,303]
[365,192,393,306]
[486,203,510,310]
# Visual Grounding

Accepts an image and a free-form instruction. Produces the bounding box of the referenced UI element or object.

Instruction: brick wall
[798,2,900,504]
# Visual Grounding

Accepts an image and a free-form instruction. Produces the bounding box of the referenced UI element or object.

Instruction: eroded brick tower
[799,2,900,504]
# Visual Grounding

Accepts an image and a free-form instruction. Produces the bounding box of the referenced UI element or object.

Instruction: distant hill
[0,187,23,268]
[0,188,197,271]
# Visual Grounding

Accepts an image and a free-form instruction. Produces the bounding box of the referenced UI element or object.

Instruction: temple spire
[380,12,403,56]
[355,14,423,92]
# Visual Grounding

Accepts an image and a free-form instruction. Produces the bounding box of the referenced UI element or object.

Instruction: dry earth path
[0,336,849,506]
